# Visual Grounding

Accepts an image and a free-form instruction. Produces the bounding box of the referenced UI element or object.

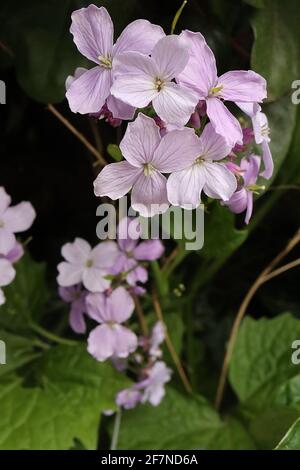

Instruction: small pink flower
[167,123,237,208]
[0,258,16,305]
[86,287,138,362]
[116,388,142,409]
[94,113,202,216]
[177,30,267,145]
[138,361,172,406]
[59,285,87,334]
[0,187,36,256]
[66,5,164,118]
[57,238,119,292]
[111,35,199,126]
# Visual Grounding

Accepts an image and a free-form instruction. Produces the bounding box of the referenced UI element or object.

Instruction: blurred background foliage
[1,0,300,450]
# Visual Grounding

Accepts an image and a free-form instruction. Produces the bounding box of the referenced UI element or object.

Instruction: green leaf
[229,313,300,404]
[0,253,48,333]
[251,0,300,100]
[275,418,300,450]
[117,388,255,450]
[107,144,123,162]
[0,344,130,449]
[0,330,40,377]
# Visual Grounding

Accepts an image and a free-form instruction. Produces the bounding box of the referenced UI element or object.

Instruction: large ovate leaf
[229,313,300,404]
[251,0,300,100]
[0,253,48,333]
[117,388,255,450]
[0,330,40,377]
[0,344,130,450]
[275,418,300,450]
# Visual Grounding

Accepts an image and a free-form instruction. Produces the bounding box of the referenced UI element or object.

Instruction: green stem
[110,408,122,450]
[151,261,169,298]
[171,0,188,34]
[30,321,78,347]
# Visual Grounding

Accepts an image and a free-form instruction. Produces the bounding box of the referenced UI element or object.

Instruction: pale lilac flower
[112,217,164,285]
[59,285,87,334]
[167,123,237,208]
[66,5,164,118]
[0,187,36,256]
[86,286,137,361]
[225,155,261,224]
[139,361,172,406]
[1,242,24,264]
[116,387,142,409]
[57,238,119,293]
[111,35,199,126]
[0,258,16,305]
[94,113,201,216]
[149,321,165,359]
[177,30,267,145]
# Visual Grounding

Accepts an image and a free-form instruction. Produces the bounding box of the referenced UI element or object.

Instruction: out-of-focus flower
[66,5,164,118]
[0,187,36,256]
[167,123,237,208]
[94,113,201,216]
[116,387,142,409]
[59,285,87,334]
[139,361,172,406]
[111,35,199,126]
[57,237,119,292]
[86,286,137,361]
[177,30,266,145]
[112,217,164,285]
[0,258,16,305]
[225,155,261,224]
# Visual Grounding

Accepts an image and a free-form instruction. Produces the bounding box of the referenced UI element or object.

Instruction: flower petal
[199,122,232,161]
[241,155,261,186]
[133,240,164,260]
[2,202,36,233]
[94,161,142,200]
[120,113,161,166]
[117,217,140,252]
[0,229,16,256]
[167,166,205,209]
[126,265,148,286]
[260,140,273,180]
[131,172,169,217]
[86,292,108,323]
[106,94,135,120]
[61,238,91,265]
[107,286,134,323]
[202,162,237,201]
[0,259,15,287]
[152,127,199,172]
[87,324,116,361]
[69,298,86,334]
[206,97,243,146]
[113,19,165,56]
[113,325,138,358]
[245,192,254,225]
[0,187,11,215]
[153,82,198,127]
[66,66,112,114]
[57,262,83,287]
[82,267,110,293]
[177,30,218,97]
[217,70,267,102]
[225,188,248,214]
[65,67,87,91]
[91,241,119,269]
[151,35,189,80]
[70,5,113,63]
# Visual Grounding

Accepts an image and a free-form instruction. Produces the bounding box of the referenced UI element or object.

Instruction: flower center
[208,85,223,97]
[154,77,164,91]
[107,321,116,328]
[98,55,112,69]
[85,259,93,268]
[195,156,205,165]
[143,163,155,176]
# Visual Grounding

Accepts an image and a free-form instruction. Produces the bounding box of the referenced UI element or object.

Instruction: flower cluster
[57,217,171,407]
[0,187,36,304]
[67,5,273,224]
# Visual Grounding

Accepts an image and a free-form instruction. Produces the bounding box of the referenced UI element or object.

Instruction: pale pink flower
[94,113,201,216]
[0,258,16,305]
[139,361,172,406]
[66,5,164,118]
[111,35,199,126]
[59,285,87,334]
